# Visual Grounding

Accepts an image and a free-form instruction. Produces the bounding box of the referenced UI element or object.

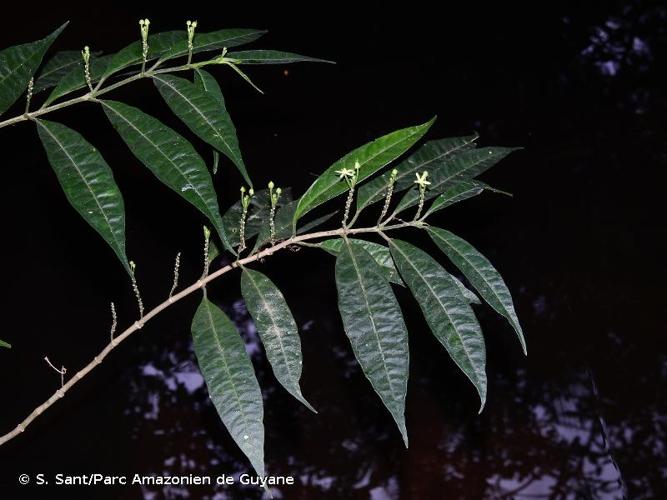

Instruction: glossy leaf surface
[241,268,315,412]
[423,180,486,217]
[154,74,250,186]
[320,238,403,286]
[429,227,526,354]
[335,240,410,445]
[393,147,519,214]
[33,50,83,93]
[294,118,435,224]
[356,134,478,211]
[390,239,487,410]
[101,100,227,248]
[227,50,333,64]
[191,296,264,476]
[0,23,66,114]
[36,119,129,273]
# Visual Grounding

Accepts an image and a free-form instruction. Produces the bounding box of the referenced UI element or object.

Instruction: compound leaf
[241,268,316,412]
[390,239,487,411]
[335,240,410,446]
[191,296,264,477]
[429,227,526,354]
[36,119,129,274]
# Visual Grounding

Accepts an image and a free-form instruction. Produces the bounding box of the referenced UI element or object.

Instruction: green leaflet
[241,268,316,412]
[0,339,10,349]
[423,180,486,217]
[335,240,410,446]
[103,29,267,79]
[428,227,526,354]
[191,297,265,477]
[0,23,67,114]
[153,74,251,187]
[356,134,479,211]
[101,100,228,250]
[393,147,519,214]
[33,50,83,93]
[36,119,130,274]
[227,50,334,65]
[390,239,487,411]
[294,118,435,225]
[320,238,404,286]
[194,68,226,107]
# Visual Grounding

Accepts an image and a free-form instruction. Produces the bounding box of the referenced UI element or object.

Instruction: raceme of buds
[186,20,198,63]
[139,19,151,70]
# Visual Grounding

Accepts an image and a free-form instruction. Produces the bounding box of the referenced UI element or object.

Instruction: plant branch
[0,58,222,130]
[0,221,419,447]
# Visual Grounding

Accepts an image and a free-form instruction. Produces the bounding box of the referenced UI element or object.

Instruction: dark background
[0,1,665,498]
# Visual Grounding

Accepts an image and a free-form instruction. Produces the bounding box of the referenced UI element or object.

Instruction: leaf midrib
[37,121,123,254]
[431,229,520,331]
[203,301,254,442]
[154,75,240,165]
[362,136,478,206]
[0,44,43,88]
[103,102,213,219]
[243,270,298,385]
[299,126,423,215]
[345,240,400,405]
[392,242,479,381]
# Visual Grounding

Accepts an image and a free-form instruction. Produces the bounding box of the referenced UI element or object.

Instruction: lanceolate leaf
[191,297,264,477]
[227,50,334,65]
[0,339,11,349]
[36,119,130,274]
[423,180,486,217]
[34,50,84,93]
[320,238,404,286]
[241,268,316,412]
[390,239,487,411]
[0,23,67,114]
[153,74,251,186]
[335,240,410,446]
[356,134,479,211]
[294,118,435,225]
[393,147,519,214]
[194,68,226,107]
[101,100,228,249]
[428,227,526,354]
